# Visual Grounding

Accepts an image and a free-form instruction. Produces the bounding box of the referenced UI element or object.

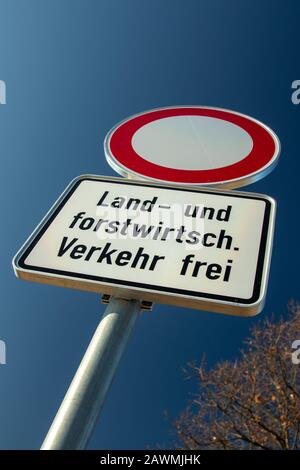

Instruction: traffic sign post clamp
[101,294,153,311]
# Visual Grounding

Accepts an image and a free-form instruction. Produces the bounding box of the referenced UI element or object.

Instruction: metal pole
[41,297,140,450]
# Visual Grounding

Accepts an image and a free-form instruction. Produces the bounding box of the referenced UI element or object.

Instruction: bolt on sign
[13,175,275,316]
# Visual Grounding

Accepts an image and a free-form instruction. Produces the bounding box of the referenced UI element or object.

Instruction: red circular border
[108,107,276,184]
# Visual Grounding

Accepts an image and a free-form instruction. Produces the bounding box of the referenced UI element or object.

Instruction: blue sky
[0,0,299,449]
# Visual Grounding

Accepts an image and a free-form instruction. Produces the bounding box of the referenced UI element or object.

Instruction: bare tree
[174,303,300,450]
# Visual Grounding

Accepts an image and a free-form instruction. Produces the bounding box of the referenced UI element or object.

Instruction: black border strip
[17,177,272,305]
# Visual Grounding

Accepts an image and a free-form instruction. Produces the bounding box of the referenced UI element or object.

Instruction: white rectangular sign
[13,175,275,316]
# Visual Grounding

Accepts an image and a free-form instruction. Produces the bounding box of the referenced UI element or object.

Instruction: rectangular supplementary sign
[13,175,276,316]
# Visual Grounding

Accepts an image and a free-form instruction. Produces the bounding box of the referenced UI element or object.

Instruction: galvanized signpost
[13,106,280,449]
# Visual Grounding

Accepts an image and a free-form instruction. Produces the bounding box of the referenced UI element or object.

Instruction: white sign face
[13,175,276,316]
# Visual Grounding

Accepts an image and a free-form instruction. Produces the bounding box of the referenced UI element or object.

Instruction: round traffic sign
[104,106,280,188]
